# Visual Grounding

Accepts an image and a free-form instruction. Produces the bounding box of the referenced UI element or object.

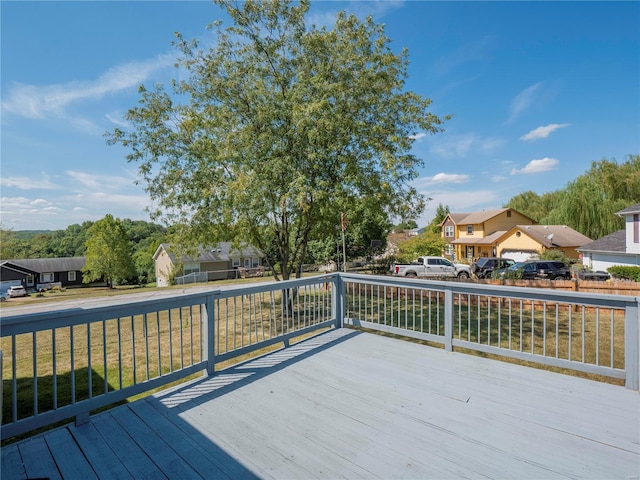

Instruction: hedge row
[608,265,640,282]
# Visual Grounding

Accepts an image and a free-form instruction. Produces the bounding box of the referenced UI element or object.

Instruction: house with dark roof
[0,257,87,291]
[578,203,640,271]
[153,242,264,287]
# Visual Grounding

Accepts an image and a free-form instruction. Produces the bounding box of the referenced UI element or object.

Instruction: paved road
[0,284,226,318]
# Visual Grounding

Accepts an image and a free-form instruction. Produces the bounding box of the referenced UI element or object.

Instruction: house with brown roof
[441,208,535,261]
[578,202,640,271]
[497,225,593,262]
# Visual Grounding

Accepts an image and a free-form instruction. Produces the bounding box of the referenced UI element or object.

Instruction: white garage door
[501,250,537,262]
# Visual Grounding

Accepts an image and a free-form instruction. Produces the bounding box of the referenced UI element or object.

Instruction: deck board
[2,328,639,479]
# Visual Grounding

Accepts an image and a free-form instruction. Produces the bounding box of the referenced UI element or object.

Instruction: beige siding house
[441,208,535,261]
[153,242,264,287]
[497,225,593,262]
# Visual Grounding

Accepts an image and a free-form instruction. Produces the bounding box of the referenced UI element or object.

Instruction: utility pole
[340,212,348,272]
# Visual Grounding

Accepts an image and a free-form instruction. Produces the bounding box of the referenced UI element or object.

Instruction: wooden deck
[2,328,639,479]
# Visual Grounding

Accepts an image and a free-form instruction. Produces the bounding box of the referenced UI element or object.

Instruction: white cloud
[520,123,571,141]
[106,112,131,129]
[430,173,469,184]
[409,132,427,141]
[0,174,60,190]
[430,133,504,159]
[510,157,559,175]
[66,170,137,190]
[1,53,175,120]
[508,83,542,122]
[415,190,502,226]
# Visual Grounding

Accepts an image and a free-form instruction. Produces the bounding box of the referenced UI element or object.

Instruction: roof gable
[514,225,592,248]
[444,208,534,226]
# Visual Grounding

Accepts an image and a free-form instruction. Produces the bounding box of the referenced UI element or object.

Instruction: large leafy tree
[506,155,639,239]
[108,0,447,280]
[83,215,136,287]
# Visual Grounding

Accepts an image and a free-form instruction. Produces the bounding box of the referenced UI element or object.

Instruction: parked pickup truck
[392,256,471,279]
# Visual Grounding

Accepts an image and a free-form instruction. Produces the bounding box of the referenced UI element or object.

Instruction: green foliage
[397,230,445,262]
[607,265,640,282]
[538,249,574,265]
[427,203,449,234]
[395,220,418,230]
[107,0,448,280]
[493,266,523,280]
[83,215,137,287]
[2,220,167,286]
[505,155,640,239]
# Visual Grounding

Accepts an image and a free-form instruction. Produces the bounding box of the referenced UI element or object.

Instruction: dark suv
[503,260,571,280]
[471,257,515,279]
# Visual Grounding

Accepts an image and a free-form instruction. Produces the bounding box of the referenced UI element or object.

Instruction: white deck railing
[1,273,638,439]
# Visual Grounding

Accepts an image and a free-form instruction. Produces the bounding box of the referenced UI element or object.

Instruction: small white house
[578,203,640,271]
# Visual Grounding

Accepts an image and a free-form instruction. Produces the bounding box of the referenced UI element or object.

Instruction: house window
[68,271,76,282]
[507,210,511,218]
[444,244,454,256]
[444,226,454,237]
[183,262,200,275]
[252,257,260,267]
[40,273,54,283]
[634,214,639,244]
[244,258,251,268]
[232,258,240,267]
[466,225,473,235]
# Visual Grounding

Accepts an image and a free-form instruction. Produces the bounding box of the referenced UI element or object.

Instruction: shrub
[607,265,640,282]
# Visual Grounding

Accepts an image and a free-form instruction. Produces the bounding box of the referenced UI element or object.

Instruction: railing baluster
[53,329,58,409]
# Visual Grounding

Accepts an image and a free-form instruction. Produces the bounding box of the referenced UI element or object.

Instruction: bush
[607,265,640,282]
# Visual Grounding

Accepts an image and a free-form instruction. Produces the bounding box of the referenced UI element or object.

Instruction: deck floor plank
[131,399,254,480]
[1,444,27,480]
[68,421,134,480]
[3,329,639,480]
[17,435,62,480]
[44,428,98,480]
[90,411,168,480]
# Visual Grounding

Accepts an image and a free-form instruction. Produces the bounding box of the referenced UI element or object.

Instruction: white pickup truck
[392,256,471,279]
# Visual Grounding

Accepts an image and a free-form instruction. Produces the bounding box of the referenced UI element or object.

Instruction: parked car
[471,257,515,279]
[498,260,571,280]
[571,266,611,281]
[392,256,471,279]
[7,285,27,298]
[0,291,9,302]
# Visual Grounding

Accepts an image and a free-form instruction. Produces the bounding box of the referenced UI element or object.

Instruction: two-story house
[441,208,535,261]
[578,203,640,271]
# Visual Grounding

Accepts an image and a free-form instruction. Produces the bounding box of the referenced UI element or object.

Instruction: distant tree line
[0,219,167,286]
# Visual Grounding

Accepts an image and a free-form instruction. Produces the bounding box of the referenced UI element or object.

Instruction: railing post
[334,274,344,329]
[203,292,217,376]
[624,299,639,390]
[444,286,453,352]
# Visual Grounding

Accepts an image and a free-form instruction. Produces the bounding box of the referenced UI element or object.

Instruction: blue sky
[2,1,639,232]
